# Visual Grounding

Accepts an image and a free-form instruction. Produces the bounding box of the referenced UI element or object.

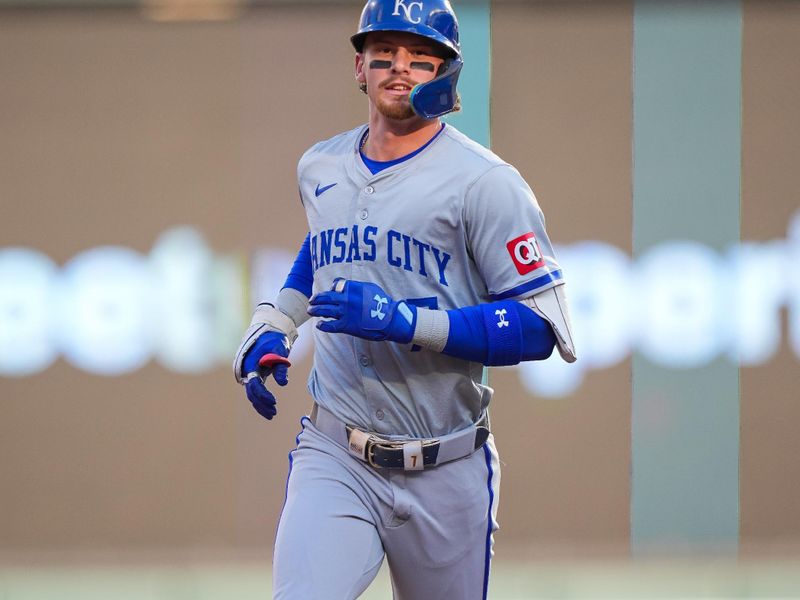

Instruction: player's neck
[363,114,441,162]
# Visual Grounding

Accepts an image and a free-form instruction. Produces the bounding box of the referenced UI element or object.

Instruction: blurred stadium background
[1,0,799,598]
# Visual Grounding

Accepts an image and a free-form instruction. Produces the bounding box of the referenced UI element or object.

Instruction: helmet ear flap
[410,57,463,119]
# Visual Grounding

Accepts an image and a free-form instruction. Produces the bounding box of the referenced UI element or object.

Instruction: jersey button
[359,209,369,220]
[359,355,371,367]
[375,409,385,421]
[365,185,375,194]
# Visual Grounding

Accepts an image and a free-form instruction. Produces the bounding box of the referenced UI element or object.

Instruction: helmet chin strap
[409,57,463,119]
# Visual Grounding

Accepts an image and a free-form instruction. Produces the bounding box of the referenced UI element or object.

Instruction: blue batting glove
[241,331,291,420]
[308,279,417,343]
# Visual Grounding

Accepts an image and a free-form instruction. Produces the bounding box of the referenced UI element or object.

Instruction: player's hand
[308,279,416,343]
[240,332,292,420]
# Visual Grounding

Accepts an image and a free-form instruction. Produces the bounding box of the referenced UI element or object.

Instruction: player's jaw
[375,77,418,120]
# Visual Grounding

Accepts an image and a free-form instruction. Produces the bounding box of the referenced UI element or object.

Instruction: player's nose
[390,47,412,73]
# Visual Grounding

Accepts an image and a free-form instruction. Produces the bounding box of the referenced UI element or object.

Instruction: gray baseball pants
[272,417,501,600]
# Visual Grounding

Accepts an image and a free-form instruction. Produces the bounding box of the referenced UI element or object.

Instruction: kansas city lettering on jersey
[310,225,451,286]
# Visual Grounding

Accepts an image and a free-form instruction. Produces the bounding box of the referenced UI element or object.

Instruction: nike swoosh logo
[315,182,338,197]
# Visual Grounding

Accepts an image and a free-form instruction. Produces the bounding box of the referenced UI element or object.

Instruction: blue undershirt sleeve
[442,300,556,366]
[281,233,313,298]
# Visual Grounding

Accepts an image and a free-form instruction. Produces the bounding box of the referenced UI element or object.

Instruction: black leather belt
[345,422,490,468]
[310,403,490,470]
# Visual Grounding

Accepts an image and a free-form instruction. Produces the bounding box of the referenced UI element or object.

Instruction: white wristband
[410,308,450,353]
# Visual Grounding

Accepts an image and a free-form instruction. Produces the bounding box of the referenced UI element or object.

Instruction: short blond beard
[376,94,416,120]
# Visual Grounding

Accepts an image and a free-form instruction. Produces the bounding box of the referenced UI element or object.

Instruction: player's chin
[376,98,415,120]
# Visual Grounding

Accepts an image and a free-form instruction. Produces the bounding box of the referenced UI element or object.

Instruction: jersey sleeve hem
[488,270,563,301]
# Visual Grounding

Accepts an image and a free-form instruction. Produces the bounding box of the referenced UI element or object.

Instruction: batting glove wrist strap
[249,302,299,338]
[307,279,416,344]
[232,303,298,384]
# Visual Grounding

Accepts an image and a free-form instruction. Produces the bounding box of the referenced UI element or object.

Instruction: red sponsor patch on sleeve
[506,232,545,275]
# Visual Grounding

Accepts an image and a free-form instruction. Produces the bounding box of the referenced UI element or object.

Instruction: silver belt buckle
[366,437,401,469]
[366,441,382,468]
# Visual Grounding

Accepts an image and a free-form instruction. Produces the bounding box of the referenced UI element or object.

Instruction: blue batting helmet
[351,0,463,119]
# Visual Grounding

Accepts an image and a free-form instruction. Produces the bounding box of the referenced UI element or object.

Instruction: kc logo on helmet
[393,0,424,24]
[507,232,545,275]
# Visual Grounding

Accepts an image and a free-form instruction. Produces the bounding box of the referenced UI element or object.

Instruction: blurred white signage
[1,212,799,399]
[0,228,246,376]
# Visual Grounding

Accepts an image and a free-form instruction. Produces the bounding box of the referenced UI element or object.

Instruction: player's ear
[355,53,367,86]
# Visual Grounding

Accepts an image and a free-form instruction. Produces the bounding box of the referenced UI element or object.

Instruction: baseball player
[233,1,576,598]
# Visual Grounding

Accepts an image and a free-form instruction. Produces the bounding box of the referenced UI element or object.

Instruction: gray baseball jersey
[298,123,564,439]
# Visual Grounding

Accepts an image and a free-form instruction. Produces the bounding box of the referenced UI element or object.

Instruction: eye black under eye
[410,61,435,72]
